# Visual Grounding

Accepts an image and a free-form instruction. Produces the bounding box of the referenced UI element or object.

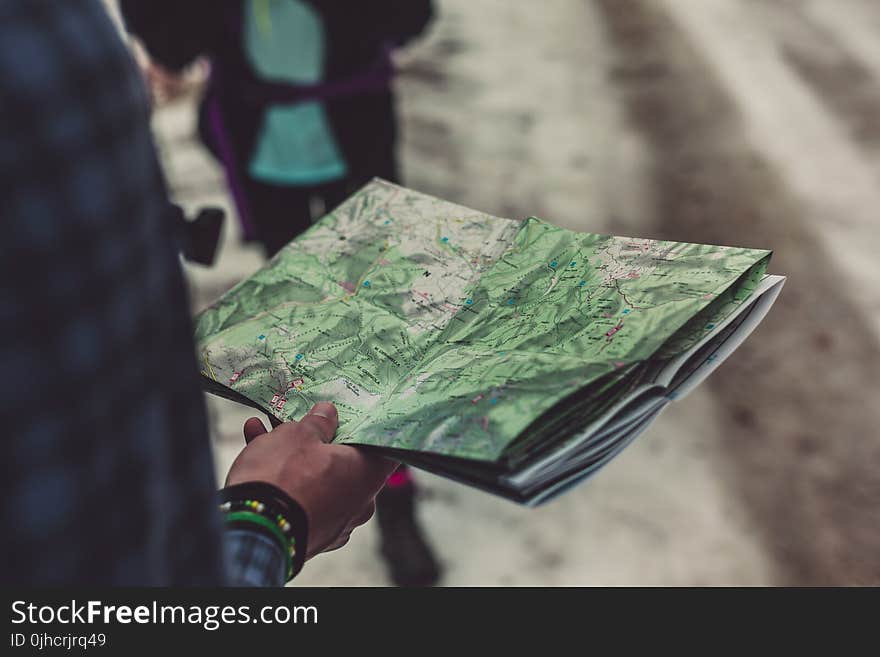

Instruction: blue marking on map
[550,260,558,268]
[258,334,266,340]
[363,280,371,287]
[465,298,473,305]
[507,298,515,305]
[578,280,586,286]
[622,308,631,314]
[490,398,498,405]
[706,323,715,329]
[570,261,577,267]
[295,353,303,360]
[441,236,449,243]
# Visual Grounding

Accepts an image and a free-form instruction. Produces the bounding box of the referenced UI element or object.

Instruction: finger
[323,532,352,554]
[352,500,376,528]
[297,402,338,444]
[357,452,402,489]
[306,530,352,559]
[243,417,268,444]
[334,448,401,499]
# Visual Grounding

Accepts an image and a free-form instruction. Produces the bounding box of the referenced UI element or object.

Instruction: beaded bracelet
[219,482,309,581]
[221,506,295,581]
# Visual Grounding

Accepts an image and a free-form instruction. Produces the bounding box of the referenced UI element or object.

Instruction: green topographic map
[194,179,770,462]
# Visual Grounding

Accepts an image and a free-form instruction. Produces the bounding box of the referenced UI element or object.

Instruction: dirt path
[595,0,880,584]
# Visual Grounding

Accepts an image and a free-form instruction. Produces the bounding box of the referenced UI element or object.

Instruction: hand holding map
[226,401,398,557]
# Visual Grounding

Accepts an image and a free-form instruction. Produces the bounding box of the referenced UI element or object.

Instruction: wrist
[219,482,309,581]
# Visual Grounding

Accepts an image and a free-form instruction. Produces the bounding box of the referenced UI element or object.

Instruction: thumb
[243,417,268,444]
[297,402,339,444]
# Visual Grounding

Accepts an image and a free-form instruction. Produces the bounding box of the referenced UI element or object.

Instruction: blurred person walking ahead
[122,0,432,255]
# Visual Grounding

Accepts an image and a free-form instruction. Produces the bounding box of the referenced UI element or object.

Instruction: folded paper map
[194,179,784,504]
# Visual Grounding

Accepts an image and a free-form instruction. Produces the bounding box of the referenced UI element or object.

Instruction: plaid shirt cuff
[223,528,287,587]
